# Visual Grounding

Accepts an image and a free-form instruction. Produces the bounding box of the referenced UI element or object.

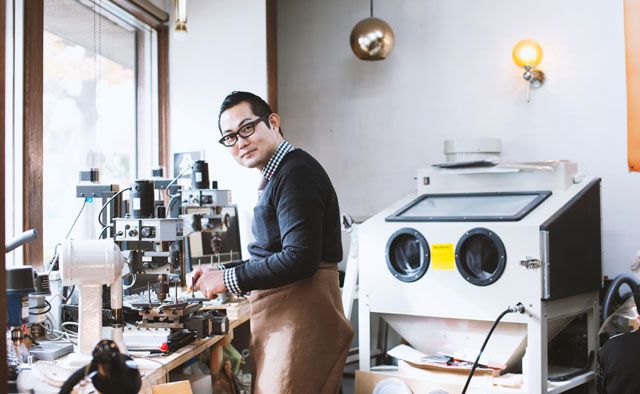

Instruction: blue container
[6,267,35,327]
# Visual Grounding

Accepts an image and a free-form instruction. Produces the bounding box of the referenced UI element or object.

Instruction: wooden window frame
[22,0,169,268]
[1,0,7,388]
[267,0,277,112]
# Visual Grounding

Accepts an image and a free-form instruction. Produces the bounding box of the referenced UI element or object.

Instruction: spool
[130,180,154,218]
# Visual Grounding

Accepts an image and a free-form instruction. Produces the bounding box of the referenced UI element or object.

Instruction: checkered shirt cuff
[223,266,243,296]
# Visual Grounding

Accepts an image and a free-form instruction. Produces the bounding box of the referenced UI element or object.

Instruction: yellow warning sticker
[431,244,455,270]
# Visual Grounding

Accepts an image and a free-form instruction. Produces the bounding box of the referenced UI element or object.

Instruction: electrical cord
[64,285,76,304]
[45,199,89,273]
[44,199,88,274]
[165,166,191,198]
[167,194,181,218]
[62,321,79,331]
[61,321,80,344]
[45,243,62,274]
[29,299,52,315]
[59,364,94,394]
[98,224,114,239]
[40,318,66,341]
[98,187,131,227]
[123,273,137,289]
[65,198,88,239]
[461,303,525,394]
[133,355,169,383]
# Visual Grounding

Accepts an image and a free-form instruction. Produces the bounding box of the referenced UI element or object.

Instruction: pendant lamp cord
[370,0,374,17]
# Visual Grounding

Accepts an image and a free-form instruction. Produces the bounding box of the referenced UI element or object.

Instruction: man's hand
[191,265,217,283]
[194,268,227,299]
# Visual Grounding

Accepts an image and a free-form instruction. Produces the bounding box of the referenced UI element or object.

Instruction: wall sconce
[350,0,395,61]
[174,0,188,41]
[512,39,545,102]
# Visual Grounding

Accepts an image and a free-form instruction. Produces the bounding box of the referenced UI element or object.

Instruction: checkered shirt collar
[261,140,295,181]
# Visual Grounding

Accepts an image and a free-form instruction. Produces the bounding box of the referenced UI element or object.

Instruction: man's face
[219,102,283,170]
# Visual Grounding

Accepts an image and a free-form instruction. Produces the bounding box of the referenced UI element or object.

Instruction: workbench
[139,305,250,391]
[17,299,251,393]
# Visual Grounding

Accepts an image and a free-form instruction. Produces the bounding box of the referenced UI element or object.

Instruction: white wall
[169,0,268,255]
[278,0,640,276]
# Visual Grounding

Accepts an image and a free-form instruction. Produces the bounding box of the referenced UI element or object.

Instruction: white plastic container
[443,138,502,163]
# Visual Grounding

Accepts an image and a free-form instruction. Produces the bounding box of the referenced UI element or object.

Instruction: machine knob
[128,229,138,237]
[141,227,153,238]
[211,235,222,253]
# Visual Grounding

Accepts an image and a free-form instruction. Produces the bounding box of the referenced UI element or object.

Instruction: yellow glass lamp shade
[512,39,543,68]
[512,39,545,100]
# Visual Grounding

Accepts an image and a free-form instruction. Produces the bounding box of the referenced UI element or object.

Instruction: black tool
[59,339,141,394]
[184,310,229,338]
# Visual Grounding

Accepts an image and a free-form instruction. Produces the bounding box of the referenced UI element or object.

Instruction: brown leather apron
[249,264,354,394]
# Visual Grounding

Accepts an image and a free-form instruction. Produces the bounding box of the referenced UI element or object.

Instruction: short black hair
[218,91,282,135]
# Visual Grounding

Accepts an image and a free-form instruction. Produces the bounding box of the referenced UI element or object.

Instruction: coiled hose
[602,274,640,321]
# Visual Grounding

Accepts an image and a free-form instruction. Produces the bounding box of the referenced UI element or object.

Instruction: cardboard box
[151,380,192,394]
[170,373,212,394]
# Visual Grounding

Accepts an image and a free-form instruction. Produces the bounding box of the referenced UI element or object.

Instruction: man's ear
[269,113,281,132]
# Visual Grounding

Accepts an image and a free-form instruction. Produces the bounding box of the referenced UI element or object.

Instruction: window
[42,0,159,261]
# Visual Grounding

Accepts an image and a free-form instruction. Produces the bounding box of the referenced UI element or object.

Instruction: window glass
[399,194,540,218]
[43,0,155,261]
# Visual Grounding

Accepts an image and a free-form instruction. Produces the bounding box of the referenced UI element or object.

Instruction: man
[193,91,353,393]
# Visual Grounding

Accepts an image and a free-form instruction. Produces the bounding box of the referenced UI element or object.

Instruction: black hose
[97,187,131,227]
[58,364,95,394]
[602,274,640,321]
[461,306,522,394]
[98,225,113,239]
[29,299,51,315]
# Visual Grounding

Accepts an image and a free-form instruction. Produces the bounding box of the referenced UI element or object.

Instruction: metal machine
[5,231,45,350]
[112,161,236,347]
[131,299,229,341]
[112,177,184,304]
[111,160,241,294]
[51,161,240,356]
[358,159,601,392]
[123,160,235,340]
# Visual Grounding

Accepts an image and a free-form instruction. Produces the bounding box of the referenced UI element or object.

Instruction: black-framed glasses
[218,114,271,147]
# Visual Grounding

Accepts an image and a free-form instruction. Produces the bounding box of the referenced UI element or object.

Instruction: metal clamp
[520,257,541,269]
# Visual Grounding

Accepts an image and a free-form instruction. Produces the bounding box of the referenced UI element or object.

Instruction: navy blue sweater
[235,149,343,291]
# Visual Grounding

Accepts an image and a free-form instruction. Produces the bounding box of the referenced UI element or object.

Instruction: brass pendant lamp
[349,0,395,60]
